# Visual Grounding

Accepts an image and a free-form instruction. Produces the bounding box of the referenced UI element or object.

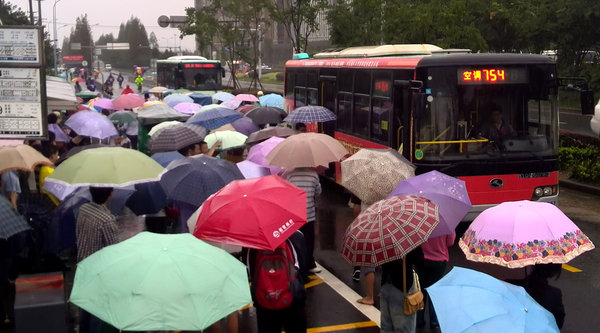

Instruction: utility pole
[53,0,62,75]
[258,25,262,79]
[28,0,34,24]
[36,0,42,26]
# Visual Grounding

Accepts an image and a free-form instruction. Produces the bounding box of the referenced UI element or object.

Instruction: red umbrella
[193,175,307,250]
[113,94,145,110]
[342,195,439,267]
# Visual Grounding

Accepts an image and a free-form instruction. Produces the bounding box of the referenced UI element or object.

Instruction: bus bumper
[462,194,558,222]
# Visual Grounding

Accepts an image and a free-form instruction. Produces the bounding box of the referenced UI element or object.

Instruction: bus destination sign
[458,67,528,85]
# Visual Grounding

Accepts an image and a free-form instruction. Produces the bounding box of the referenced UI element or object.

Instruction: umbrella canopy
[388,170,471,238]
[0,140,24,147]
[233,93,260,102]
[341,148,415,205]
[136,103,190,126]
[459,200,595,268]
[246,126,297,145]
[0,144,53,173]
[55,144,108,167]
[237,104,258,114]
[246,136,285,175]
[173,102,202,115]
[200,104,232,112]
[259,93,284,109]
[151,151,185,167]
[186,107,242,130]
[48,124,72,143]
[266,132,348,169]
[193,175,307,250]
[139,100,166,110]
[236,160,271,179]
[160,154,244,207]
[108,110,137,125]
[0,196,31,239]
[149,123,207,153]
[70,232,251,331]
[148,86,168,93]
[125,181,168,215]
[222,99,242,109]
[427,267,560,333]
[88,97,116,111]
[72,77,85,82]
[231,117,259,136]
[188,93,213,105]
[113,93,145,110]
[165,88,191,96]
[204,130,248,150]
[212,91,235,102]
[164,94,194,107]
[341,195,439,267]
[75,91,98,100]
[284,105,336,123]
[244,107,287,126]
[148,121,182,137]
[65,111,118,139]
[45,147,164,190]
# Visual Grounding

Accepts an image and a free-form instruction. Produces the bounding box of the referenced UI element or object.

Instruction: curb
[559,179,600,196]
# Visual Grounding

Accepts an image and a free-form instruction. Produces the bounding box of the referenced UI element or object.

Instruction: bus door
[391,85,408,156]
[320,76,336,136]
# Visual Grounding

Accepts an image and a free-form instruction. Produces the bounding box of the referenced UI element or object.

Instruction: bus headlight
[543,186,553,196]
[534,187,544,197]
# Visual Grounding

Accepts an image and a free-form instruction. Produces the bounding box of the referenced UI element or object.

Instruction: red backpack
[252,241,298,310]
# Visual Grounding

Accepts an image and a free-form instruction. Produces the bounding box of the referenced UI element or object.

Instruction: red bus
[284,44,564,220]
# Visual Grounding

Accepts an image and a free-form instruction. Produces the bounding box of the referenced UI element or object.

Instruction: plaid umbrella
[341,195,439,267]
[284,106,336,123]
[159,154,244,206]
[244,107,286,126]
[0,196,31,239]
[186,107,242,130]
[149,124,207,153]
[341,148,415,205]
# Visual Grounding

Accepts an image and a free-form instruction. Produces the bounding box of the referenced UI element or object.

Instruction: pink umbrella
[459,200,595,268]
[222,99,242,109]
[113,94,145,110]
[233,94,260,103]
[173,102,202,115]
[89,98,117,110]
[246,136,285,176]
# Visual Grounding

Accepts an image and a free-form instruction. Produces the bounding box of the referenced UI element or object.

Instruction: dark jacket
[381,247,424,292]
[507,277,565,329]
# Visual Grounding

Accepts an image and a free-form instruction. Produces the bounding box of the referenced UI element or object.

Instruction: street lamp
[53,0,62,76]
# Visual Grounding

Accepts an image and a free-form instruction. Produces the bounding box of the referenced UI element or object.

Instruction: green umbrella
[204,130,247,150]
[70,232,251,331]
[199,104,230,112]
[108,110,137,125]
[45,147,163,191]
[75,91,99,99]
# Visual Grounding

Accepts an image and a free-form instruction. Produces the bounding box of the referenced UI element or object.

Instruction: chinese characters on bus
[462,69,505,83]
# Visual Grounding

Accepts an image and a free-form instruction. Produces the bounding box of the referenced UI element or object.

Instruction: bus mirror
[581,90,594,115]
[413,93,427,119]
[221,68,226,78]
[394,80,423,91]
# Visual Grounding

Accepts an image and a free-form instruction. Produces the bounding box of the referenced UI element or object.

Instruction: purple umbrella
[48,123,71,143]
[246,136,284,176]
[231,117,259,136]
[222,99,242,109]
[163,94,194,107]
[174,102,202,115]
[90,98,116,111]
[65,111,118,139]
[236,160,271,179]
[388,170,471,238]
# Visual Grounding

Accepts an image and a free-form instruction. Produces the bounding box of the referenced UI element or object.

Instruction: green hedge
[559,130,600,184]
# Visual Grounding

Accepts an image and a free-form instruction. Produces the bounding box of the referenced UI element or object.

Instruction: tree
[327,0,384,47]
[268,0,329,53]
[63,15,94,70]
[0,1,30,25]
[116,16,151,68]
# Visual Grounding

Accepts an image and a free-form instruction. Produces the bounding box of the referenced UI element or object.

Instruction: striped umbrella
[149,124,207,153]
[284,105,336,123]
[341,195,439,267]
[186,108,242,130]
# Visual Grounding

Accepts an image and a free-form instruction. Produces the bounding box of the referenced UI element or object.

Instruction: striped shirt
[286,168,322,222]
[76,202,119,262]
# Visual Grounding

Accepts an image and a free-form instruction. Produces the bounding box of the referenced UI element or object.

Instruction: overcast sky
[11,0,197,51]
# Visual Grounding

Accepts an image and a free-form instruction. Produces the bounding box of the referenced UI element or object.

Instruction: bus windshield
[156,61,222,90]
[415,65,558,161]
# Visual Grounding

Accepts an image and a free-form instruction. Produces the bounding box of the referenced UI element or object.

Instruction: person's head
[126,84,130,89]
[89,186,113,205]
[295,123,307,133]
[178,142,202,156]
[47,113,58,124]
[199,140,209,154]
[257,91,264,97]
[42,144,59,163]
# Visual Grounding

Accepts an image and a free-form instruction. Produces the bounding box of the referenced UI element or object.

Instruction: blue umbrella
[163,94,194,107]
[159,154,244,207]
[427,267,560,333]
[284,105,336,123]
[125,181,168,215]
[188,93,213,105]
[151,151,185,167]
[186,107,242,130]
[212,91,235,103]
[259,93,284,109]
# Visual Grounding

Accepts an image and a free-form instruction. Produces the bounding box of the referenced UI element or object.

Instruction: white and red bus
[285,44,568,220]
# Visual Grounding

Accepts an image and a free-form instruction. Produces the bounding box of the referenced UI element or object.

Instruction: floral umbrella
[459,200,595,268]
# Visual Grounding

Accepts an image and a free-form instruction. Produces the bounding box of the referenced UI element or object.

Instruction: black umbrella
[244,107,287,126]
